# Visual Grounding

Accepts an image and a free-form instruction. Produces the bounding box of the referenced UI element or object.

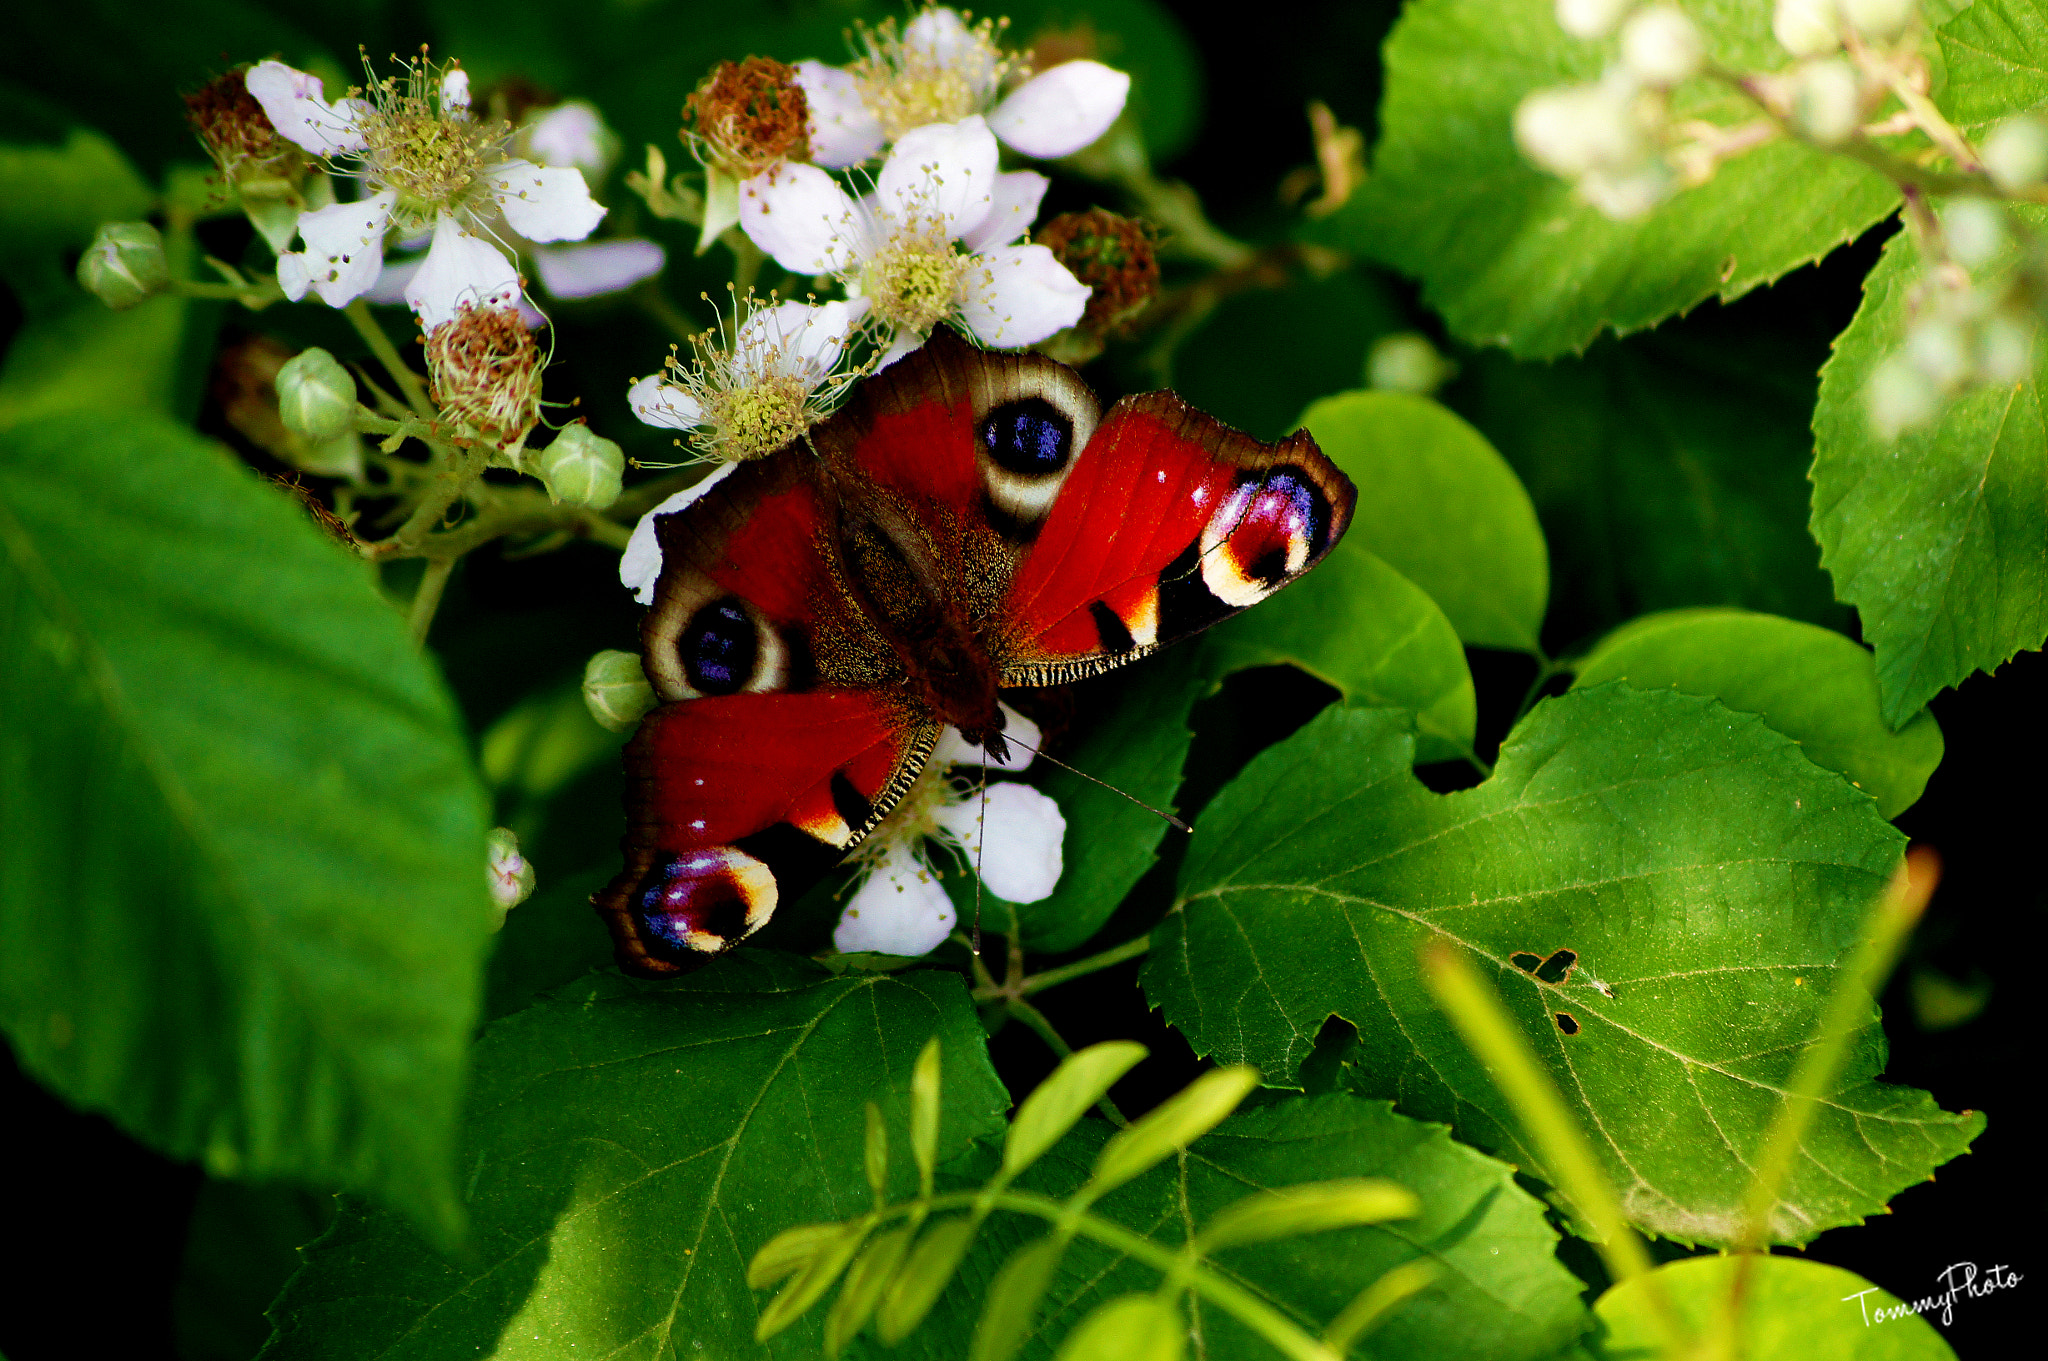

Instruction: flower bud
[1555,0,1633,40]
[1514,80,1644,179]
[1035,208,1159,336]
[1843,0,1917,40]
[1775,0,1842,57]
[1983,116,2048,192]
[1866,352,1939,439]
[1621,7,1704,88]
[1789,59,1862,145]
[535,423,624,509]
[275,347,359,442]
[583,649,657,732]
[1943,199,2007,270]
[487,826,535,923]
[1366,333,1457,396]
[77,222,169,310]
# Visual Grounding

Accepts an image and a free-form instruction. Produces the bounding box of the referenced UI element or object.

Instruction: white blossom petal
[276,251,312,301]
[487,160,606,242]
[286,189,396,307]
[874,326,928,369]
[834,842,956,955]
[735,299,859,383]
[934,782,1065,903]
[738,163,869,274]
[244,60,368,155]
[960,171,1048,253]
[904,7,1002,101]
[958,244,1089,347]
[532,239,666,298]
[621,462,737,603]
[440,68,471,114]
[627,373,706,431]
[405,215,522,330]
[522,100,616,173]
[795,60,884,168]
[988,61,1131,159]
[931,704,1040,771]
[876,117,999,240]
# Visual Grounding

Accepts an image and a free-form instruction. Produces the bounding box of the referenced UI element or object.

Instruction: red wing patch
[593,689,936,977]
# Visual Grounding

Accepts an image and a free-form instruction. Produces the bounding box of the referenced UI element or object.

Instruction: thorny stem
[345,298,436,421]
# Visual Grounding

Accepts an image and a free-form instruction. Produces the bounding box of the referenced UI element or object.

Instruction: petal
[738,163,868,275]
[877,116,999,240]
[292,189,396,307]
[833,843,956,956]
[627,373,705,431]
[405,215,522,330]
[795,61,884,168]
[958,244,1089,348]
[931,702,1040,771]
[621,462,735,603]
[244,60,368,156]
[440,68,471,114]
[735,299,859,385]
[874,326,927,370]
[276,251,312,301]
[532,238,666,298]
[522,100,616,174]
[362,253,421,305]
[933,783,1065,904]
[988,61,1131,159]
[960,170,1048,252]
[487,160,606,242]
[904,7,1001,101]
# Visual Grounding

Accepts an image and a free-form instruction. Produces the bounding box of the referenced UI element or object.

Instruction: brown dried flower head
[1036,209,1159,335]
[685,56,809,177]
[185,68,301,181]
[425,305,544,450]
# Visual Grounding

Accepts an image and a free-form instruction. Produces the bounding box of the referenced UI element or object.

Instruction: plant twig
[407,557,455,645]
[345,298,435,421]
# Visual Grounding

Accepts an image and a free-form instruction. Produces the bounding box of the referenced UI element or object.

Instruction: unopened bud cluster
[77,222,169,309]
[582,649,657,732]
[276,347,359,442]
[1865,199,2039,439]
[535,423,624,508]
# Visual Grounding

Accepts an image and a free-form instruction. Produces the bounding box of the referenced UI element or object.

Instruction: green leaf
[173,1180,334,1361]
[1052,1295,1184,1361]
[878,1216,984,1345]
[1571,608,1945,818]
[0,128,151,304]
[760,1222,873,1342]
[1004,1041,1149,1179]
[1193,1178,1419,1252]
[1202,540,1477,764]
[1449,320,1845,644]
[902,1095,1590,1361]
[751,1222,853,1291]
[1592,1255,1959,1360]
[0,410,492,1241]
[1811,218,2048,725]
[1335,0,1899,356]
[263,957,1010,1360]
[1940,0,2048,130]
[971,1237,1067,1361]
[1085,1066,1260,1198]
[826,1225,915,1356]
[1297,390,1549,652]
[913,1034,943,1189]
[1144,690,1983,1246]
[865,1101,891,1201]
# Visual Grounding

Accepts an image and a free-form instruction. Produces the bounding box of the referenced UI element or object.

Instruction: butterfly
[594,328,1356,977]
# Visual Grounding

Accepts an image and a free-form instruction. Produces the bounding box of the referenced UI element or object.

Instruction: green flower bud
[535,424,624,509]
[276,348,359,443]
[76,222,169,310]
[583,649,657,732]
[1366,333,1458,396]
[1985,116,2048,192]
[487,826,536,924]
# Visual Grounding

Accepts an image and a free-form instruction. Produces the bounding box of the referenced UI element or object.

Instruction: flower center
[362,104,493,222]
[851,12,1016,143]
[866,239,969,334]
[708,374,810,460]
[425,304,543,449]
[686,56,809,177]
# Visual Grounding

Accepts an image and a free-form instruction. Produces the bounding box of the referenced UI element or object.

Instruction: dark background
[2,1,2036,1356]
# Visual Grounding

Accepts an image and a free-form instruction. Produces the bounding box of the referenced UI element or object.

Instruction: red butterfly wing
[998,392,1356,684]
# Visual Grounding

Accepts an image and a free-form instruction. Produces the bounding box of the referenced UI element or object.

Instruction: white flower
[519,100,619,176]
[246,56,606,328]
[627,295,863,468]
[833,703,1065,957]
[1619,6,1704,87]
[795,5,1129,166]
[740,116,1087,362]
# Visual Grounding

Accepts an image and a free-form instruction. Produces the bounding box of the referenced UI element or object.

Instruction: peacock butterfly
[594,328,1355,976]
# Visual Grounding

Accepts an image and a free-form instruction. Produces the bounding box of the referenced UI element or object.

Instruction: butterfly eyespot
[1197,466,1332,608]
[654,594,789,701]
[980,398,1073,475]
[632,846,778,958]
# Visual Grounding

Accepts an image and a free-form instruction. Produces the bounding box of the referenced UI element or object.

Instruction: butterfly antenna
[1004,736,1191,832]
[971,763,988,957]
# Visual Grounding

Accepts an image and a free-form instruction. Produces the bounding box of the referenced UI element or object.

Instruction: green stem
[1419,944,1686,1356]
[985,933,1152,1001]
[169,278,285,305]
[1065,123,1255,270]
[407,557,455,645]
[345,298,435,421]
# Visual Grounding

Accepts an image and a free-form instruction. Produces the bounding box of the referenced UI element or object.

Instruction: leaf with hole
[261,956,1008,1360]
[1144,689,1983,1246]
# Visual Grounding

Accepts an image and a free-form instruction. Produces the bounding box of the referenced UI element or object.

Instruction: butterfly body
[597,330,1354,977]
